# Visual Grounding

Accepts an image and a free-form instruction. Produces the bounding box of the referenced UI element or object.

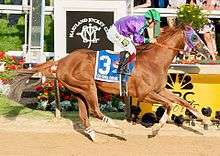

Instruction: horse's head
[137,25,212,64]
[150,25,212,62]
[183,26,212,62]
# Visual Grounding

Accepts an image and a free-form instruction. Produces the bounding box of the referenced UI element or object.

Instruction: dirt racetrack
[0,116,220,156]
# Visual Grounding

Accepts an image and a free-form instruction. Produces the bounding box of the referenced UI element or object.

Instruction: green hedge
[0,15,54,52]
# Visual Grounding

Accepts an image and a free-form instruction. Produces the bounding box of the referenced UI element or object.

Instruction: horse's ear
[188,22,193,27]
[183,22,193,30]
[176,23,185,30]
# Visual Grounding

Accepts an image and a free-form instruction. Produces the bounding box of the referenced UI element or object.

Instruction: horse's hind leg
[77,97,96,141]
[57,80,97,141]
[85,84,119,128]
[77,97,90,128]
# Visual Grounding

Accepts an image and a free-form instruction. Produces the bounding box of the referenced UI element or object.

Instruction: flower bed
[0,51,24,95]
[0,51,24,83]
[35,80,125,112]
[0,51,125,113]
[34,80,78,111]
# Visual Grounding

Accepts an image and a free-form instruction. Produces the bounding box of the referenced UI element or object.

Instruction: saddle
[94,50,135,96]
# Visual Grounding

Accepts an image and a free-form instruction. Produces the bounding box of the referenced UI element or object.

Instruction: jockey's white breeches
[107,25,136,55]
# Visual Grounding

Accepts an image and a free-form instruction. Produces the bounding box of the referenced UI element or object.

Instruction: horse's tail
[7,60,58,102]
[7,72,41,102]
[29,60,58,78]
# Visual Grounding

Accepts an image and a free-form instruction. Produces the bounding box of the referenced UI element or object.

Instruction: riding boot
[117,51,130,74]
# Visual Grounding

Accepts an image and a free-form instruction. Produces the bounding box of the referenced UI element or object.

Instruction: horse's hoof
[152,129,159,136]
[204,124,208,130]
[205,119,212,125]
[102,116,119,128]
[84,127,96,142]
[152,123,161,136]
[203,117,212,126]
[190,120,196,126]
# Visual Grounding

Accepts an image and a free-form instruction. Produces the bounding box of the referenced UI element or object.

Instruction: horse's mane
[136,26,183,52]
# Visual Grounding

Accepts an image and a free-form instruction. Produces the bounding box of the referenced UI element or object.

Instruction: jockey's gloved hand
[121,39,129,47]
[149,38,157,44]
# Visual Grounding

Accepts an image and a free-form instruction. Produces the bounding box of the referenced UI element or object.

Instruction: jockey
[107,9,161,74]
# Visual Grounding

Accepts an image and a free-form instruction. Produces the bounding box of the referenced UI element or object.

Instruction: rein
[153,42,184,52]
[138,27,211,59]
[139,42,185,53]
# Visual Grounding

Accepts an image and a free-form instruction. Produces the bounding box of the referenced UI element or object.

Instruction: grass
[215,59,220,63]
[62,111,125,122]
[0,95,54,119]
[0,96,125,121]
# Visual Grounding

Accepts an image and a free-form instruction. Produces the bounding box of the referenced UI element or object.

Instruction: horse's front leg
[143,91,174,135]
[158,88,212,127]
[84,84,120,129]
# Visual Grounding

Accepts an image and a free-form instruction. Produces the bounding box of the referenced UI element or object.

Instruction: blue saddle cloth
[94,50,135,82]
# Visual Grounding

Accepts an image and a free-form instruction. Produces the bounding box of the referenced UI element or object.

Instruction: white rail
[133,7,220,18]
[169,64,220,74]
[7,51,54,58]
[0,4,53,15]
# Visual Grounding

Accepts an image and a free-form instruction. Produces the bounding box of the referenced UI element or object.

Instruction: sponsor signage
[54,0,127,60]
[66,11,114,53]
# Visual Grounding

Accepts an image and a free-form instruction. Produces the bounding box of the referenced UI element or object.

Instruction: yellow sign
[133,73,220,120]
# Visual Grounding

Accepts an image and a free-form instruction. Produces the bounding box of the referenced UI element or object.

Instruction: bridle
[141,27,205,54]
[152,27,212,61]
[153,29,187,52]
[139,38,186,53]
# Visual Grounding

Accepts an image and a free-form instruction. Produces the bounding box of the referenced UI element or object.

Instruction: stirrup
[117,64,130,75]
[118,51,130,73]
[119,74,128,96]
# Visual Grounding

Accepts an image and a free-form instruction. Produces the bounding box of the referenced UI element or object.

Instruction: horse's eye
[191,34,198,42]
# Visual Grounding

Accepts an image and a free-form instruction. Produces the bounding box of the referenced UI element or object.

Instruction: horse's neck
[142,30,184,69]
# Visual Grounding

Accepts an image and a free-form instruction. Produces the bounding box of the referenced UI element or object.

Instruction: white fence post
[25,0,46,64]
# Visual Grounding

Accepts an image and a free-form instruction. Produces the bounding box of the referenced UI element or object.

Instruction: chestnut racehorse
[8,26,211,141]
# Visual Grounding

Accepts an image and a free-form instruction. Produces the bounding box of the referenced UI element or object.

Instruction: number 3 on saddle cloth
[94,50,135,96]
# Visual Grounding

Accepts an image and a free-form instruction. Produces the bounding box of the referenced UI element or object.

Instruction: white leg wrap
[159,109,168,126]
[84,127,96,141]
[102,116,119,128]
[152,109,168,136]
